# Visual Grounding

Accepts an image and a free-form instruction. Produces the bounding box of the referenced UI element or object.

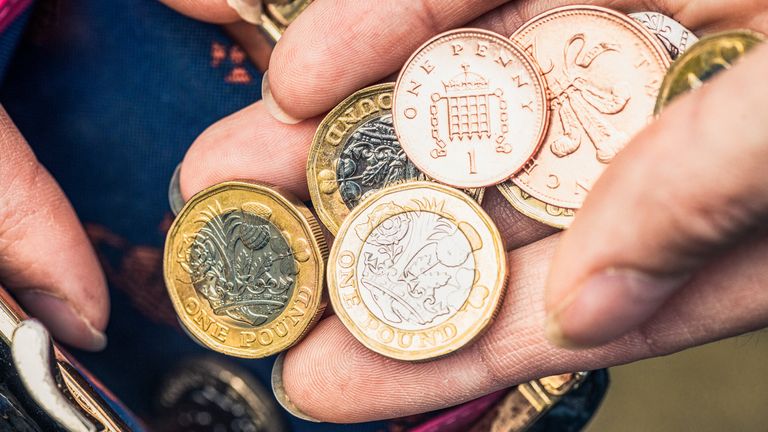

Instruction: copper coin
[510,6,670,209]
[393,28,549,189]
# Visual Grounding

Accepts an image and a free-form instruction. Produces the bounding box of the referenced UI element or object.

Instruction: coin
[393,28,549,188]
[266,0,312,27]
[155,357,287,432]
[327,181,507,361]
[496,182,575,229]
[164,181,327,358]
[509,6,670,209]
[630,12,698,59]
[655,30,766,113]
[308,83,485,235]
[259,0,312,45]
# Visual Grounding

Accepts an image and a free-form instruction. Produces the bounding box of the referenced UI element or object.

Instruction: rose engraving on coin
[328,182,507,361]
[336,114,420,209]
[510,6,670,209]
[180,203,297,327]
[165,181,327,358]
[393,29,549,188]
[630,12,698,59]
[357,211,476,330]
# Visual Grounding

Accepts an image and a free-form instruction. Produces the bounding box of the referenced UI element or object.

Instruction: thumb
[545,43,768,348]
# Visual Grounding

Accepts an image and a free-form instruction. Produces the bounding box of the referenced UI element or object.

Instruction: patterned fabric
[0,1,606,430]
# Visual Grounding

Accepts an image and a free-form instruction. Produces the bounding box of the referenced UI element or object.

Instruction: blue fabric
[0,1,608,430]
[0,6,30,79]
[0,1,382,430]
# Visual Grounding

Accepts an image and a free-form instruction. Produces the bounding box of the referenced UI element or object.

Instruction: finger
[481,187,558,250]
[157,0,240,23]
[179,101,320,201]
[274,232,768,423]
[544,43,768,348]
[180,100,555,251]
[263,0,509,123]
[0,108,108,351]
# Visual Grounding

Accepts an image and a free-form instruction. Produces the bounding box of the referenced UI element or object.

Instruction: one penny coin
[393,28,549,189]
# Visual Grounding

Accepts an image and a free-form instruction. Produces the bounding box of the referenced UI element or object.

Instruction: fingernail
[17,291,107,352]
[546,268,688,349]
[168,163,185,216]
[271,353,320,422]
[262,70,303,125]
[227,0,263,25]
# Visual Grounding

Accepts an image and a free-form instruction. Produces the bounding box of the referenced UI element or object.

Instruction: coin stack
[164,5,765,362]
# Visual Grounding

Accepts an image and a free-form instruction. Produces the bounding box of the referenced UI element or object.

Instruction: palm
[164,0,768,423]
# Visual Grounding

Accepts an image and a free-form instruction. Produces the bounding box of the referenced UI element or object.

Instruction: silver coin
[168,163,185,215]
[630,12,699,59]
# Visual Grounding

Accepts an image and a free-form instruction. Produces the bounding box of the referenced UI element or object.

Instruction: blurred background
[587,330,768,431]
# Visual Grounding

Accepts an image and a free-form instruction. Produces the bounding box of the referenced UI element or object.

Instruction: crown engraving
[178,202,299,326]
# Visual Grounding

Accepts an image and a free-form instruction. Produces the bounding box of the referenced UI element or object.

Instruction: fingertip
[272,352,321,422]
[262,70,304,125]
[17,290,108,352]
[179,101,317,201]
[547,269,689,348]
[157,0,241,24]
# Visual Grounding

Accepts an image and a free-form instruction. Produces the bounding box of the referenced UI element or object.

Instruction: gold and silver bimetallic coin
[630,12,698,59]
[655,30,766,113]
[328,182,507,361]
[309,83,483,235]
[164,181,327,358]
[259,0,313,44]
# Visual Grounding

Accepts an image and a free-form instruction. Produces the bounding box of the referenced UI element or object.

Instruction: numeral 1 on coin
[467,150,477,174]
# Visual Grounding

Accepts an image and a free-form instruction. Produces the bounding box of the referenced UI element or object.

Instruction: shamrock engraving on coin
[309,83,484,235]
[655,30,766,113]
[630,12,698,59]
[308,84,421,234]
[164,181,327,358]
[393,29,549,188]
[328,182,507,361]
[510,6,670,209]
[496,182,575,229]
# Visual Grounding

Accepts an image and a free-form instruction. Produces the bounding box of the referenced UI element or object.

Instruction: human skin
[161,0,768,423]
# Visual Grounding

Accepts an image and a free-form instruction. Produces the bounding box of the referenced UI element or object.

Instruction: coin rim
[307,83,396,235]
[496,182,573,229]
[509,5,672,209]
[164,180,328,358]
[392,27,550,189]
[327,181,508,361]
[654,29,766,114]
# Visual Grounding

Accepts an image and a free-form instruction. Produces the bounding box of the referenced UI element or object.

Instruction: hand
[0,107,108,351]
[161,0,768,423]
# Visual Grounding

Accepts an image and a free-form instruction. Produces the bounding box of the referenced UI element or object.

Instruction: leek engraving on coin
[336,115,420,209]
[180,202,297,327]
[547,35,630,164]
[357,209,476,331]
